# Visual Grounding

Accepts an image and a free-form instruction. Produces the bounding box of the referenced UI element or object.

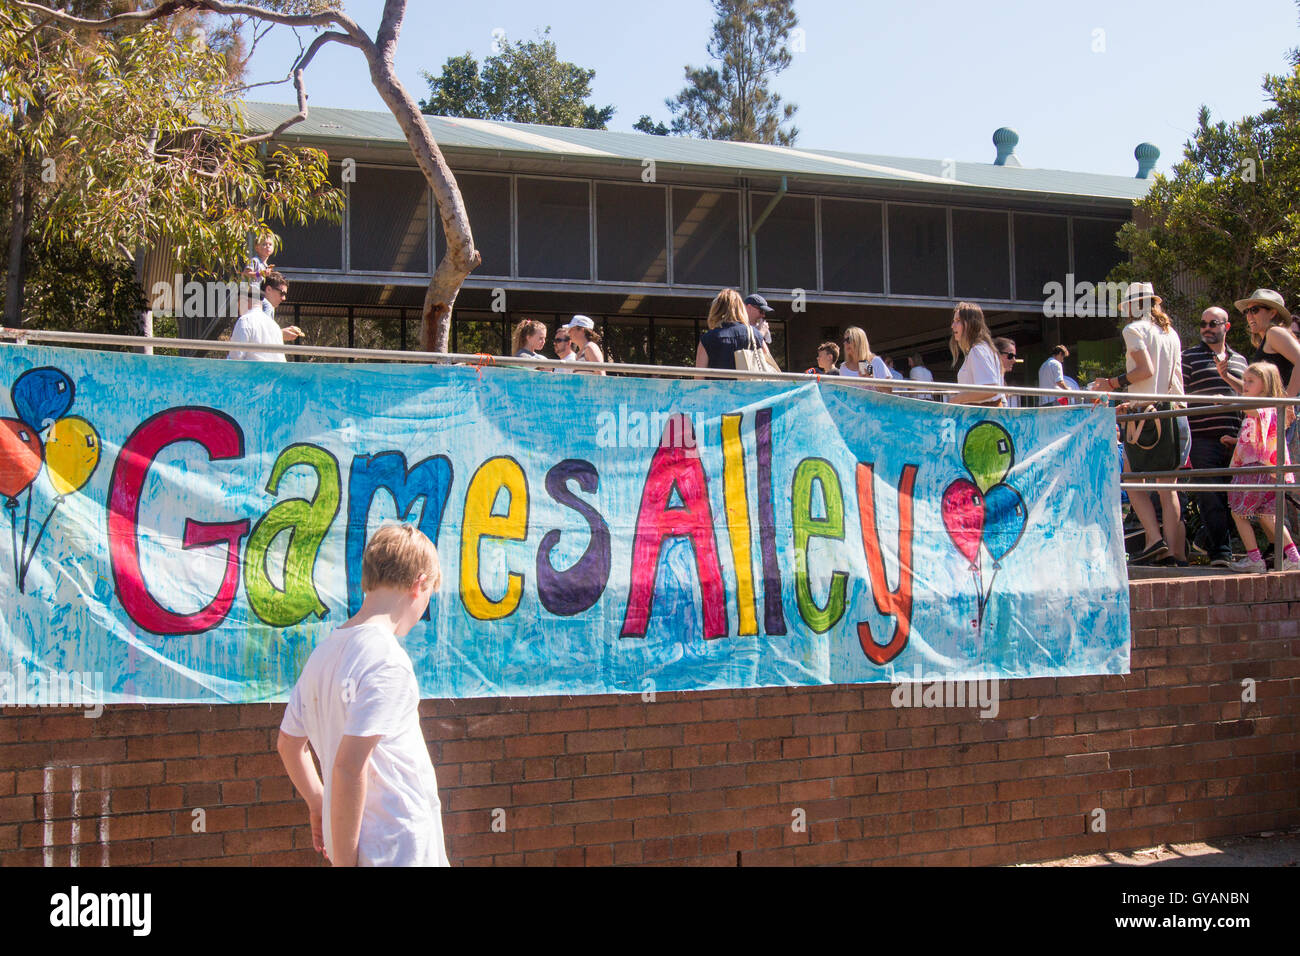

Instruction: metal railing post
[1276,399,1287,572]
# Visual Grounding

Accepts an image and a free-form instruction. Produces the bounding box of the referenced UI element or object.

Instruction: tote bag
[1124,402,1179,473]
[734,324,767,373]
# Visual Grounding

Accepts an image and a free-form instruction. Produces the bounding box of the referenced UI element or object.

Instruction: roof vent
[1135,142,1160,179]
[993,127,1020,167]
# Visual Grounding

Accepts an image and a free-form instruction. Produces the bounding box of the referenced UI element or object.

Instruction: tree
[420,28,616,130]
[1,2,342,339]
[633,115,669,136]
[666,0,799,146]
[9,1,483,354]
[1111,34,1300,341]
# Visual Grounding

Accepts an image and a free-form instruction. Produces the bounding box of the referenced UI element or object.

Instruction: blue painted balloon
[11,367,74,430]
[982,482,1027,563]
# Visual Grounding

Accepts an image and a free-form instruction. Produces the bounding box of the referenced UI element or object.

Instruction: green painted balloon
[963,422,1014,493]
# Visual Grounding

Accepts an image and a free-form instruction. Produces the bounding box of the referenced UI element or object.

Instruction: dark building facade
[241,104,1151,382]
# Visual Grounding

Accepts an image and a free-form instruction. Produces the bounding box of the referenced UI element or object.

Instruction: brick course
[2,574,1297,866]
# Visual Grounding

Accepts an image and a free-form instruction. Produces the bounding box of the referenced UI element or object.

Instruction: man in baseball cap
[743,294,773,345]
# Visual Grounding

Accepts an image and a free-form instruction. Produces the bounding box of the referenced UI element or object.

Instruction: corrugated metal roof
[242,101,1151,203]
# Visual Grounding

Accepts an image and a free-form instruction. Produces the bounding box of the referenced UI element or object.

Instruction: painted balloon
[941,477,984,566]
[0,418,44,499]
[12,367,74,431]
[983,482,1027,563]
[45,416,101,497]
[962,421,1014,493]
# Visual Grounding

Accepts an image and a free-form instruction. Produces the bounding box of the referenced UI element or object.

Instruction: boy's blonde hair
[361,523,441,593]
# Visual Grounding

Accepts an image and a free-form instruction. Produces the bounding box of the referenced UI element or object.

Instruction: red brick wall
[3,574,1298,866]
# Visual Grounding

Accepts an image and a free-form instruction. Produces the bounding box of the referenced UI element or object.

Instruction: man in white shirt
[907,353,936,402]
[553,326,578,372]
[1037,345,1070,406]
[228,271,302,361]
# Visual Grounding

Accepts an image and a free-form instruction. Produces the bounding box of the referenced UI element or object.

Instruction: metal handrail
[3,327,1296,571]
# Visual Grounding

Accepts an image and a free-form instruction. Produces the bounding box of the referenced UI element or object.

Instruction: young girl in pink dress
[1224,363,1299,572]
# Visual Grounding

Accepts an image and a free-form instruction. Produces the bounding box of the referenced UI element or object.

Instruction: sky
[240,0,1299,178]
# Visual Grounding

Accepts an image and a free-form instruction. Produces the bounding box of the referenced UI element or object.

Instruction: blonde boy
[277,523,449,866]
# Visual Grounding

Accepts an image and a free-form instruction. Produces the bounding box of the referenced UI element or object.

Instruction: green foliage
[1112,53,1300,346]
[0,4,344,317]
[419,27,615,129]
[667,0,799,146]
[634,115,669,136]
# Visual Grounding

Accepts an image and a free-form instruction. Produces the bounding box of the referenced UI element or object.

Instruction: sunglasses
[555,336,570,342]
[1200,320,1225,328]
[1244,306,1269,316]
[1000,351,1017,358]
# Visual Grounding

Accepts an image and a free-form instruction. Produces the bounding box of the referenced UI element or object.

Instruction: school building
[241,102,1155,381]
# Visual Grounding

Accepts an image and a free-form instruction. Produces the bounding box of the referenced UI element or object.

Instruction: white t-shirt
[1038,357,1065,405]
[958,342,1005,404]
[228,307,285,362]
[908,365,934,401]
[280,622,449,867]
[842,355,890,380]
[1121,318,1184,397]
[555,352,578,373]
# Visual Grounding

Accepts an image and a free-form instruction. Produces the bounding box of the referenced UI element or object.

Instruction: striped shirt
[1181,343,1247,441]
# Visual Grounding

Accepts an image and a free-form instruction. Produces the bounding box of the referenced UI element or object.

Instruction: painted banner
[0,344,1129,705]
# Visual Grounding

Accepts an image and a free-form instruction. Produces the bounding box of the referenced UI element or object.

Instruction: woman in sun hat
[1227,289,1300,453]
[1089,282,1188,565]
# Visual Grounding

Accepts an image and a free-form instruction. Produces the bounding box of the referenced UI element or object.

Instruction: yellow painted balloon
[46,416,101,497]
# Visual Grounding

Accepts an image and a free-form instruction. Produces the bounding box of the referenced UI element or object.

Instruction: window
[439,173,511,278]
[652,318,700,368]
[517,178,590,279]
[270,164,343,271]
[821,199,884,293]
[752,193,816,292]
[349,167,430,273]
[597,184,667,283]
[671,188,740,287]
[888,204,948,296]
[605,317,650,367]
[1072,218,1127,285]
[1014,214,1068,301]
[952,210,1010,300]
[453,315,507,355]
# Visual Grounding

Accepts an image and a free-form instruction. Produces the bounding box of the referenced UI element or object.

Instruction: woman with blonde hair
[696,289,778,370]
[838,327,889,384]
[511,318,547,359]
[1090,282,1188,565]
[948,302,1004,406]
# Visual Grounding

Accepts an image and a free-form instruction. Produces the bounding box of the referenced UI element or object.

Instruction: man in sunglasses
[228,271,303,362]
[1182,306,1248,566]
[553,326,578,373]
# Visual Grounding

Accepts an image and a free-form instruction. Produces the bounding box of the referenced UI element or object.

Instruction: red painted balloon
[0,417,44,499]
[941,478,984,566]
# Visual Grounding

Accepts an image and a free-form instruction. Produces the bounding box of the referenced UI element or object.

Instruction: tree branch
[238,30,359,144]
[11,1,372,51]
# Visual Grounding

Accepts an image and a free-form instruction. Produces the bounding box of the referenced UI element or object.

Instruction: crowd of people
[1083,284,1300,573]
[224,264,1300,574]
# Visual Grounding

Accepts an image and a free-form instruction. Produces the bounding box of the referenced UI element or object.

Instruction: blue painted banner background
[0,345,1129,705]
